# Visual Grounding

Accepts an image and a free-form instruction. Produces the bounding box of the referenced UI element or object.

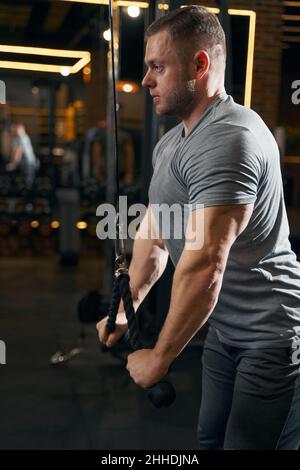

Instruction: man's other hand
[96,312,128,347]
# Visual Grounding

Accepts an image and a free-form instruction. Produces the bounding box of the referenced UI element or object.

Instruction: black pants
[197,326,300,449]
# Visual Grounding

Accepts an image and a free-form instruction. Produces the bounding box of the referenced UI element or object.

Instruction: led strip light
[0,44,90,74]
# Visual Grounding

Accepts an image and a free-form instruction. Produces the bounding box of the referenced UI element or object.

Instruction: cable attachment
[114,211,128,277]
[114,254,128,278]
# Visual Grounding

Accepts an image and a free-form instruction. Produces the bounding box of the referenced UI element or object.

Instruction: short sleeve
[181,129,262,209]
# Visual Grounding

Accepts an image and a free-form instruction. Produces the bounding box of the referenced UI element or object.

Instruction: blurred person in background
[6,123,38,186]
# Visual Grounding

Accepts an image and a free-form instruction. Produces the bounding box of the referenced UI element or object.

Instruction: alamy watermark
[0,340,6,365]
[292,337,300,365]
[96,197,204,251]
[291,80,300,105]
[0,80,6,104]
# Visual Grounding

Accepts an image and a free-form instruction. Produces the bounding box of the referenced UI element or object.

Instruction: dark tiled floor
[0,257,203,450]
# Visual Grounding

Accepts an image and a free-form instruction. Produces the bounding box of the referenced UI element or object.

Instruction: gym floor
[0,257,203,450]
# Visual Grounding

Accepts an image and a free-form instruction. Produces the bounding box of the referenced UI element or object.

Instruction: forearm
[153,260,224,364]
[128,236,168,311]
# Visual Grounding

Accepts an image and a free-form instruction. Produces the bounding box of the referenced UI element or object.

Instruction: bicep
[137,205,166,251]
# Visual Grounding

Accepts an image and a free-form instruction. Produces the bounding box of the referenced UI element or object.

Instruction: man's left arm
[127,203,253,389]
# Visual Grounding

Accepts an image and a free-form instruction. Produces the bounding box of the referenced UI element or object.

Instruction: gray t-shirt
[149,92,300,348]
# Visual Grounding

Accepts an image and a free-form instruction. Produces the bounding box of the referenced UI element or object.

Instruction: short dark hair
[146,5,226,62]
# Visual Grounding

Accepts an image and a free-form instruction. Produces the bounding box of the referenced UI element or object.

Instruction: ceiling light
[123,83,133,93]
[30,220,39,228]
[76,221,87,230]
[51,221,60,229]
[83,65,91,75]
[127,6,140,17]
[60,66,70,76]
[103,29,111,41]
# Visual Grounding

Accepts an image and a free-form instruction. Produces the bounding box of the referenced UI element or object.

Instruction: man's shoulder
[196,100,268,153]
[181,103,266,170]
[213,97,268,136]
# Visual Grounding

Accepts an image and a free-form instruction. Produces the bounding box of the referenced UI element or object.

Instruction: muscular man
[97,6,300,449]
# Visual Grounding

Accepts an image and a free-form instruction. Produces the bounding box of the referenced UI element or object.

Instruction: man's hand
[96,312,128,347]
[126,349,171,389]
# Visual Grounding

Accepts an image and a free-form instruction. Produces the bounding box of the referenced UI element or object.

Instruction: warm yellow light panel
[0,44,90,74]
[205,8,256,108]
[228,10,256,108]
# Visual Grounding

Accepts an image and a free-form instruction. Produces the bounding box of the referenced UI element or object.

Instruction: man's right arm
[97,206,169,346]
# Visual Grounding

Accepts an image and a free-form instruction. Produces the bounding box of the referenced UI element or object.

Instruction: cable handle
[106,273,176,408]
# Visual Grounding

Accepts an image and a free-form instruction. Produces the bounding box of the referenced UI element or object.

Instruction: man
[6,124,38,186]
[97,6,300,449]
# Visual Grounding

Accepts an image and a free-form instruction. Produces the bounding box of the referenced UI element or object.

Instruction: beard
[160,76,197,118]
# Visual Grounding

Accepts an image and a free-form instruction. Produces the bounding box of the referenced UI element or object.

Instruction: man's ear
[193,50,210,79]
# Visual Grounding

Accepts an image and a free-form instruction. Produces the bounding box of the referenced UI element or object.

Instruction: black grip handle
[147,380,176,408]
[123,331,176,408]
